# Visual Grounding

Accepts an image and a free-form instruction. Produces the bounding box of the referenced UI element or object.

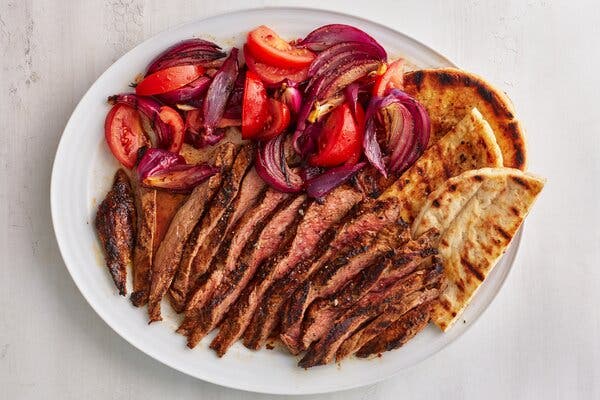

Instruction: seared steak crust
[131,186,156,305]
[298,261,444,368]
[170,144,254,312]
[177,188,287,336]
[147,142,236,322]
[206,195,308,354]
[95,169,136,296]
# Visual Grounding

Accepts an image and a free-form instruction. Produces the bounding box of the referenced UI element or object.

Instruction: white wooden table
[1,1,598,398]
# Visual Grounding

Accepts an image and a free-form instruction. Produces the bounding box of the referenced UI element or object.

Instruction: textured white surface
[1,0,598,399]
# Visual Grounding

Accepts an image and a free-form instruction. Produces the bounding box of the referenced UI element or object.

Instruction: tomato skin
[136,65,204,96]
[309,102,364,168]
[158,106,185,153]
[247,25,315,68]
[242,70,269,139]
[244,45,308,86]
[257,99,291,141]
[105,104,149,169]
[373,59,404,97]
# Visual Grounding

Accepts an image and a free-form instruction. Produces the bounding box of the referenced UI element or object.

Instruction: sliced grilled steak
[298,262,444,368]
[246,212,405,351]
[207,195,308,354]
[147,142,236,322]
[131,186,156,305]
[352,167,398,199]
[95,169,136,296]
[355,302,433,358]
[299,230,438,350]
[177,188,288,336]
[131,188,187,307]
[337,287,439,361]
[169,144,253,312]
[237,186,364,350]
[181,168,265,312]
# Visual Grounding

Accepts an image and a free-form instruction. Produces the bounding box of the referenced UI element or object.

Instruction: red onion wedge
[306,162,366,199]
[363,89,430,177]
[157,76,211,105]
[137,148,218,192]
[201,47,239,146]
[299,24,387,59]
[279,79,302,115]
[307,42,386,77]
[108,93,170,149]
[146,39,226,75]
[255,134,304,193]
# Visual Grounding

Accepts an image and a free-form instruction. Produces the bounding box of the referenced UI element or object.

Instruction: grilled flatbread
[381,107,503,224]
[412,168,545,331]
[404,68,527,171]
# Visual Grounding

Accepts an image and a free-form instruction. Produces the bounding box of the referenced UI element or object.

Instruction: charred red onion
[146,38,226,75]
[300,24,387,59]
[255,134,303,193]
[306,162,366,199]
[157,76,211,104]
[279,79,302,115]
[137,148,218,192]
[363,89,430,177]
[201,47,239,146]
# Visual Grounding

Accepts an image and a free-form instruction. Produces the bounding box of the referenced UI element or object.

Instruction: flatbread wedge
[412,168,545,331]
[381,107,503,224]
[404,68,527,171]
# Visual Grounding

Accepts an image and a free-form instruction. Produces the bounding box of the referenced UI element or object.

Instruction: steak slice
[298,262,444,368]
[181,168,265,313]
[237,186,364,350]
[131,187,187,307]
[177,188,288,335]
[280,199,403,354]
[207,195,308,355]
[131,186,156,305]
[169,144,253,313]
[299,230,439,350]
[336,286,439,361]
[147,142,236,322]
[95,169,136,296]
[355,302,433,358]
[246,212,405,351]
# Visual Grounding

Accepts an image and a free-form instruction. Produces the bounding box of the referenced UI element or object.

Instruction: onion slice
[306,162,366,199]
[157,76,211,105]
[308,42,386,77]
[201,48,239,145]
[146,39,226,75]
[300,24,387,59]
[255,134,304,193]
[136,148,218,192]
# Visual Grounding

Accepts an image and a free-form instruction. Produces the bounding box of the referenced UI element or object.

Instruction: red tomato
[373,59,404,97]
[242,70,269,139]
[105,104,149,169]
[158,106,185,153]
[257,99,291,141]
[309,102,364,168]
[246,25,315,69]
[136,65,204,96]
[244,45,308,86]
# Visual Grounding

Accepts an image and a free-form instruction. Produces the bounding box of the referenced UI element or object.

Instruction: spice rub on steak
[95,169,136,296]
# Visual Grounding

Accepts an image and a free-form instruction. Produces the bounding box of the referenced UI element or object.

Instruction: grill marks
[95,169,136,296]
[298,258,444,368]
[169,145,254,313]
[147,142,236,322]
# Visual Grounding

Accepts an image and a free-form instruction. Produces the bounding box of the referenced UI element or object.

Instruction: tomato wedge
[242,70,269,139]
[244,45,308,86]
[158,106,185,153]
[257,99,291,141]
[373,59,404,97]
[247,25,315,69]
[309,102,364,168]
[136,65,205,96]
[105,104,149,169]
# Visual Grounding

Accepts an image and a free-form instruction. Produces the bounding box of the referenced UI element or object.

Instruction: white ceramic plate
[51,7,522,395]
